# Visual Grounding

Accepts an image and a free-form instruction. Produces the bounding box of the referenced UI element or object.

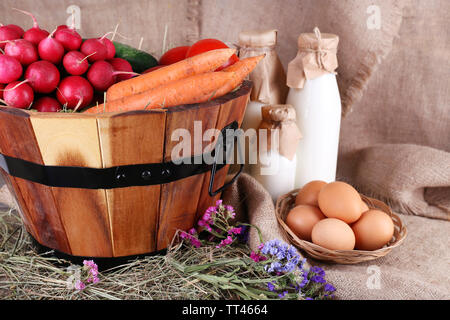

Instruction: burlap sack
[222,173,450,300]
[338,144,450,221]
[337,0,450,220]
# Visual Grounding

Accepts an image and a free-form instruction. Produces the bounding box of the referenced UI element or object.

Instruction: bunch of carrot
[84,48,264,114]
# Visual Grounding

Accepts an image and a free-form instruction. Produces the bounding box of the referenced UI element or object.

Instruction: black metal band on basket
[0,121,243,194]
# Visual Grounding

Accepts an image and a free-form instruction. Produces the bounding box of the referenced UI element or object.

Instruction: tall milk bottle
[238,30,288,172]
[286,27,341,188]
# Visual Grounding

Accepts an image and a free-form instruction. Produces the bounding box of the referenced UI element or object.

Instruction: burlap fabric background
[0,0,449,299]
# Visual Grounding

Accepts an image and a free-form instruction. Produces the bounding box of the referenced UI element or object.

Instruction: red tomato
[142,65,165,74]
[185,39,239,71]
[158,46,190,65]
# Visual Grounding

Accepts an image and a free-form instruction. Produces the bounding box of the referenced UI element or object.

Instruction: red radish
[14,9,50,46]
[63,51,89,75]
[34,96,62,112]
[3,80,34,109]
[0,55,23,83]
[38,31,65,64]
[25,60,60,93]
[54,27,82,51]
[98,33,116,60]
[5,24,24,37]
[56,25,69,32]
[108,57,133,81]
[0,26,21,49]
[87,61,117,91]
[0,83,4,100]
[80,38,107,62]
[4,39,38,66]
[87,60,138,91]
[56,76,94,110]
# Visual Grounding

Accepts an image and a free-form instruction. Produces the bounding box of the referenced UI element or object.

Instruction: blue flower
[267,282,275,292]
[282,261,297,273]
[278,291,288,299]
[311,275,326,284]
[298,276,309,289]
[324,283,336,292]
[310,266,325,277]
[305,297,314,300]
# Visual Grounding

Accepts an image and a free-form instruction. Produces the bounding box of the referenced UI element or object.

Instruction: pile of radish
[0,9,137,112]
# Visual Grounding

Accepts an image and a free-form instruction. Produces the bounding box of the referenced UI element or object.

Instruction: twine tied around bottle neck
[302,27,337,74]
[286,27,339,89]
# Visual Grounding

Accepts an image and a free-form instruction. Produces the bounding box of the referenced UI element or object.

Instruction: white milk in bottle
[286,27,341,188]
[250,105,302,202]
[238,30,288,172]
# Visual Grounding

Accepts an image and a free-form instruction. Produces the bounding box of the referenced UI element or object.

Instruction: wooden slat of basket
[196,83,251,221]
[0,108,71,253]
[275,190,407,264]
[96,110,166,257]
[30,113,113,257]
[156,103,221,250]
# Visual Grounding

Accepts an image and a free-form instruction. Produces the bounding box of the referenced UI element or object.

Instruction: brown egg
[311,218,356,250]
[318,181,362,224]
[286,205,326,241]
[352,209,394,250]
[295,180,328,207]
[361,201,370,213]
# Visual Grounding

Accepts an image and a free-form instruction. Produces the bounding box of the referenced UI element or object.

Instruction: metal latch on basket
[0,121,242,191]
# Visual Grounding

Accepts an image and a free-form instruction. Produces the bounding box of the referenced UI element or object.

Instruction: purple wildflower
[267,282,275,292]
[250,251,267,262]
[227,227,242,235]
[180,229,202,248]
[225,205,235,219]
[83,260,99,284]
[259,239,304,275]
[298,276,309,289]
[216,235,233,248]
[324,283,336,292]
[74,280,86,291]
[305,297,314,300]
[278,291,288,299]
[310,266,326,277]
[311,275,326,284]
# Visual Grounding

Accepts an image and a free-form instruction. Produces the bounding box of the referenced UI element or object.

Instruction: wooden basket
[0,81,252,259]
[275,189,407,264]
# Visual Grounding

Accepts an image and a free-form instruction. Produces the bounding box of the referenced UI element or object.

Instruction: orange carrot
[216,54,265,96]
[84,72,236,114]
[106,48,236,101]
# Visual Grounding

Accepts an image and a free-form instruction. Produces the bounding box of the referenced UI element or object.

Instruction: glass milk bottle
[250,105,302,202]
[286,27,341,189]
[238,30,289,171]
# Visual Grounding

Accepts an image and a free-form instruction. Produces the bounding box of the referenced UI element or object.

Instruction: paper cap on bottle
[287,27,339,89]
[297,28,339,52]
[238,29,278,47]
[261,104,297,122]
[258,104,302,160]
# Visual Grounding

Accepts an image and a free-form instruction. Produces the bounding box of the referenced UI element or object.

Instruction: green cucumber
[113,41,158,73]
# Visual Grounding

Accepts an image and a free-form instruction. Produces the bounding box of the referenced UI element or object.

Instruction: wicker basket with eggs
[275,181,407,264]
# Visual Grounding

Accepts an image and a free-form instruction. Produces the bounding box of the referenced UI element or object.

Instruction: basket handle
[208,121,244,197]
